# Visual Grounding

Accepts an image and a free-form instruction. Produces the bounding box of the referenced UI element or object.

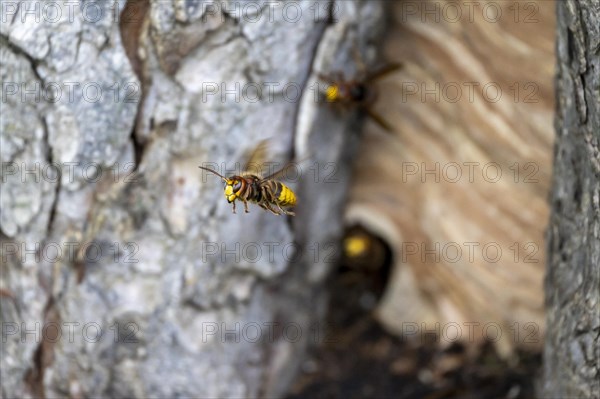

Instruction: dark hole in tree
[327,224,394,331]
[286,226,541,399]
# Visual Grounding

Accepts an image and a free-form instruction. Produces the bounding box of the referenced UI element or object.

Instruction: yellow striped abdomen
[277,183,296,207]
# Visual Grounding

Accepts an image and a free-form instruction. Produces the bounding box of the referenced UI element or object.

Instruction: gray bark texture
[0,0,386,397]
[542,0,600,397]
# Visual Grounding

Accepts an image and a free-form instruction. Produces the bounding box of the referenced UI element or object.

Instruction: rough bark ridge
[543,0,600,397]
[1,0,385,397]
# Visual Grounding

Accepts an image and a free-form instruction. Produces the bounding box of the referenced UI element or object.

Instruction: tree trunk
[1,1,385,397]
[542,0,600,397]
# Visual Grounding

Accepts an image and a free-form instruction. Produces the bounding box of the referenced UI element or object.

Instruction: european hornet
[318,54,402,132]
[199,141,297,216]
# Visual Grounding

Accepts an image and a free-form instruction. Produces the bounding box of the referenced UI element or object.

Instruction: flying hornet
[318,54,402,132]
[199,141,297,216]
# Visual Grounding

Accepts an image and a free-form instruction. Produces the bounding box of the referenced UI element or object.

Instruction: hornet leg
[278,204,295,216]
[263,203,281,215]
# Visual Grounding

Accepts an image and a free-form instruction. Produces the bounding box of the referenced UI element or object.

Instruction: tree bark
[542,0,600,397]
[1,0,385,397]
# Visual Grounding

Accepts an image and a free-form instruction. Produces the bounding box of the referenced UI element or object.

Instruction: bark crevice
[542,0,600,396]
